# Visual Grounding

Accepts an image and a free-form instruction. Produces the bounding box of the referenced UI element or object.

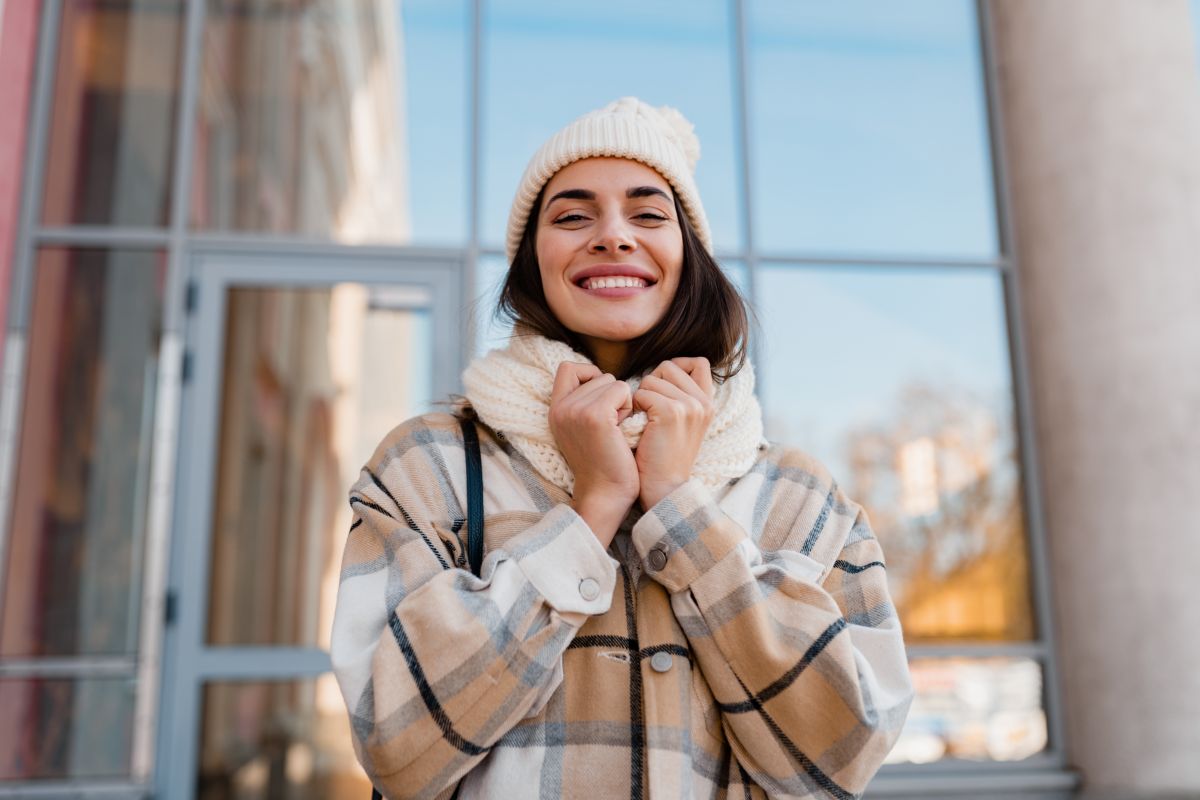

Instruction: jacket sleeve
[630,476,913,799]
[330,418,619,799]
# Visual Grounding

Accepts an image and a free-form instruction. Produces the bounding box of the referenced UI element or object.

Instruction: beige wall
[987,0,1200,793]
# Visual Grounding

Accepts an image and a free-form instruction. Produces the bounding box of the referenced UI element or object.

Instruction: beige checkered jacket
[331,412,913,799]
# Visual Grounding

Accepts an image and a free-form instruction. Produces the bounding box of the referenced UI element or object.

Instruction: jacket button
[649,652,673,673]
[579,577,600,601]
[647,547,669,571]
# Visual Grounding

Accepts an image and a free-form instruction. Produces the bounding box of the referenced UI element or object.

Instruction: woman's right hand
[548,362,639,546]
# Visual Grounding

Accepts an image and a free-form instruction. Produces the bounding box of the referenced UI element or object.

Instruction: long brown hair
[496,185,751,382]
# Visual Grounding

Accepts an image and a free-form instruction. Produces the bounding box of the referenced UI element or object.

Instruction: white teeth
[584,276,647,290]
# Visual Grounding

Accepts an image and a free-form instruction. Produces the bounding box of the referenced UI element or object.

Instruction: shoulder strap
[369,421,483,800]
[460,415,485,577]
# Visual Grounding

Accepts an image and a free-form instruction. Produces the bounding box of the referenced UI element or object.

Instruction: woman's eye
[636,213,668,222]
[553,214,587,224]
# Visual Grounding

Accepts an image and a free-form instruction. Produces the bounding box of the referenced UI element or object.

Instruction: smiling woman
[331,97,914,799]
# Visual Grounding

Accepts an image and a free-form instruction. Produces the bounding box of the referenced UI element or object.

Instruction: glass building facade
[0,0,1072,796]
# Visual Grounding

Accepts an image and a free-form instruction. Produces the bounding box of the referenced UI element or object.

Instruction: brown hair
[496,186,751,382]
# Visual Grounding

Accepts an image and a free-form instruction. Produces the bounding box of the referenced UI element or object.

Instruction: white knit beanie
[505,97,713,265]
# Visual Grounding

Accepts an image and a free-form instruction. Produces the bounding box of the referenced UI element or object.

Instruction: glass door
[156,251,460,799]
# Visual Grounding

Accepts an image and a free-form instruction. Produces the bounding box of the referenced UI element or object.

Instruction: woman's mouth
[576,275,655,297]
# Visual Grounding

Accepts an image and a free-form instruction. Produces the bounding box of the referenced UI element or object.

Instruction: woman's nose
[588,217,636,254]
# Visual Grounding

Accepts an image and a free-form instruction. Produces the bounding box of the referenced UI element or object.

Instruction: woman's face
[535,157,684,361]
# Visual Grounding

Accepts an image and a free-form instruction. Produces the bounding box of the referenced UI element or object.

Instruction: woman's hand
[549,362,640,547]
[633,357,715,511]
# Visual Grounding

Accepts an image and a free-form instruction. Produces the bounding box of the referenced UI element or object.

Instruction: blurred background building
[0,0,1196,797]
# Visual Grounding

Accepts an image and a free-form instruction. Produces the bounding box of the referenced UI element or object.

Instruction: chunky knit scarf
[461,331,767,496]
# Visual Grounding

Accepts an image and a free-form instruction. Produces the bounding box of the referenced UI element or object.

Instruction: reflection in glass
[40,0,184,226]
[482,0,742,252]
[192,0,468,244]
[0,678,135,779]
[206,285,433,647]
[720,259,751,301]
[747,0,997,257]
[473,254,513,357]
[1,249,166,657]
[198,675,369,798]
[886,658,1047,764]
[758,264,1033,642]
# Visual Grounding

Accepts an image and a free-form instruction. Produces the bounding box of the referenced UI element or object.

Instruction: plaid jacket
[331,412,913,799]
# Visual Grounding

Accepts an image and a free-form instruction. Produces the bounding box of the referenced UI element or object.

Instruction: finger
[669,356,714,397]
[632,387,676,417]
[594,380,634,417]
[566,372,621,407]
[636,379,707,424]
[652,361,712,404]
[551,361,602,406]
[638,374,694,403]
[569,379,632,426]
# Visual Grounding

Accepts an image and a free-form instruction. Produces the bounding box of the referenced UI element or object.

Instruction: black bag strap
[460,415,485,577]
[370,417,484,800]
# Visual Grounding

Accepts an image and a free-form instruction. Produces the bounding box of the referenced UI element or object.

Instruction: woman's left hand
[633,357,715,510]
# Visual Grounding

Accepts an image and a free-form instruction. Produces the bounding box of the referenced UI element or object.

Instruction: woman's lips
[577,276,653,298]
[582,284,652,298]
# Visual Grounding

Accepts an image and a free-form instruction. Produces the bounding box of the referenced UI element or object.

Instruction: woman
[332,97,913,799]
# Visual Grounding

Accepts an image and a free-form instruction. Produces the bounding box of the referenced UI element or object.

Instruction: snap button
[649,652,673,673]
[578,577,600,601]
[647,547,668,571]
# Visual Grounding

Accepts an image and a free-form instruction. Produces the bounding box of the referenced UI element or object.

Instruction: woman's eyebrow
[545,185,673,209]
[545,188,595,207]
[626,185,672,201]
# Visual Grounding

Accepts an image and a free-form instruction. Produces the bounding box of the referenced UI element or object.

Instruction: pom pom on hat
[504,97,713,264]
[644,103,701,172]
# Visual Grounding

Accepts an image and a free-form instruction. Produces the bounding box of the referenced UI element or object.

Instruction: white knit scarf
[461,331,767,496]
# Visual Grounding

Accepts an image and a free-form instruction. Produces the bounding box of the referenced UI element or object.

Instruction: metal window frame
[0,0,1073,794]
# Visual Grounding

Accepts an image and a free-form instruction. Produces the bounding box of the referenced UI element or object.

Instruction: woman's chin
[579,324,654,345]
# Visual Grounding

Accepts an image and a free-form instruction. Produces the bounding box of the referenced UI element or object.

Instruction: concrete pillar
[986,0,1200,794]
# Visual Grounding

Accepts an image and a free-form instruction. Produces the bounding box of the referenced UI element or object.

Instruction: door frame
[155,245,462,799]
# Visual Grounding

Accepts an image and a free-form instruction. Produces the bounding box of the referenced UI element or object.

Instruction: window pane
[0,677,135,779]
[482,0,743,253]
[40,0,184,226]
[722,259,750,300]
[198,675,369,797]
[747,0,997,258]
[474,254,512,357]
[886,658,1048,764]
[758,263,1033,642]
[1,249,166,657]
[206,285,434,647]
[192,0,469,245]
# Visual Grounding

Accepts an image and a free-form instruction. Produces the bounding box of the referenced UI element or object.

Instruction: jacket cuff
[511,503,619,621]
[631,478,746,594]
